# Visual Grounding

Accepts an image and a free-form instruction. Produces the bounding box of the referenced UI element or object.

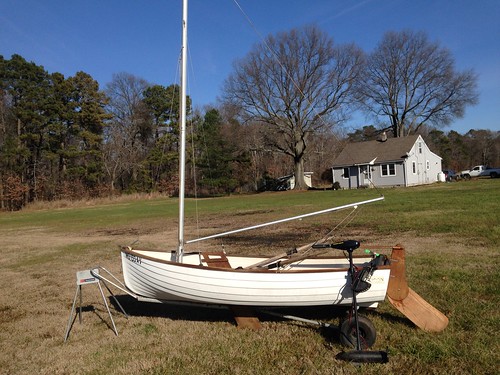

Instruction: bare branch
[357,30,478,137]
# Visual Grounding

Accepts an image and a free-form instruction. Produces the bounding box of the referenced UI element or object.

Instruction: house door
[359,165,372,187]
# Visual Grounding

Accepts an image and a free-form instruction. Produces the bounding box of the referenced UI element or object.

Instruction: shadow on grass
[109,296,347,344]
[65,304,118,341]
[108,295,416,347]
[111,294,236,323]
[112,294,413,322]
[111,295,356,321]
[374,310,416,329]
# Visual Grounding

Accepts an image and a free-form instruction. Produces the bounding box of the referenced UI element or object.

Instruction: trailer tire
[339,315,377,349]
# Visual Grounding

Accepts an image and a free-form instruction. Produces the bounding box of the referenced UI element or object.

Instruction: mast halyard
[177,0,188,262]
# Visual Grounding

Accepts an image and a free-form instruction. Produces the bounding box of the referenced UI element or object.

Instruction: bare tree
[104,73,151,191]
[358,30,479,137]
[222,25,363,189]
[463,129,499,167]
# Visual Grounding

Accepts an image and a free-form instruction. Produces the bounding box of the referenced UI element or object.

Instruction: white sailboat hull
[121,249,391,308]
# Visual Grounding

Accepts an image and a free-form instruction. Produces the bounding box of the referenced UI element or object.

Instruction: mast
[177,0,188,262]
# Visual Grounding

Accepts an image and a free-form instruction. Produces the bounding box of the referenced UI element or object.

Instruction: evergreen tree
[0,55,110,206]
[196,109,239,195]
[1,55,53,201]
[142,84,190,191]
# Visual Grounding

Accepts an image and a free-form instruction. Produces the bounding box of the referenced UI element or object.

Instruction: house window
[381,163,396,176]
[342,168,350,179]
[426,160,430,170]
[418,142,423,154]
[412,161,417,174]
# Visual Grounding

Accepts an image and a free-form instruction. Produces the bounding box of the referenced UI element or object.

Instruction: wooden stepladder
[64,268,126,341]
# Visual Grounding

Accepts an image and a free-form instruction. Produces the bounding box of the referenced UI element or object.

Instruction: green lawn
[3,179,498,245]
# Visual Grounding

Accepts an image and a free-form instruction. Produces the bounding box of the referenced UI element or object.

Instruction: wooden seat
[201,251,231,268]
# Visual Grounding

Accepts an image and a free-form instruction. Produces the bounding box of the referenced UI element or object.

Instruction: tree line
[0,27,494,210]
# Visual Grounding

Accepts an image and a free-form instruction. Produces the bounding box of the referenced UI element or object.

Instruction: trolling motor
[312,240,389,364]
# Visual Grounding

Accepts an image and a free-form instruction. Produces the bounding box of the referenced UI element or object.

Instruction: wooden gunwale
[121,247,390,273]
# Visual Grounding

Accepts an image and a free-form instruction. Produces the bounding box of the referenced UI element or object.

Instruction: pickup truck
[460,165,500,179]
[480,167,500,178]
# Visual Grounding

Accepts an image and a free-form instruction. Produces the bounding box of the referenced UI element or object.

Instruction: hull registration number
[126,253,142,265]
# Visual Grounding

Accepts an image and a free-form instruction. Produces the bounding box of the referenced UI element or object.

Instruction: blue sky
[1,0,499,134]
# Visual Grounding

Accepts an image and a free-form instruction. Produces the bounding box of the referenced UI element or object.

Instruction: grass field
[0,179,498,374]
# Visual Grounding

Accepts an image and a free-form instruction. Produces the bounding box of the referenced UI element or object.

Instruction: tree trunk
[293,157,307,190]
[292,132,308,190]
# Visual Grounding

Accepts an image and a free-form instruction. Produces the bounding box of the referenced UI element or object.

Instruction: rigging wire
[150,48,182,189]
[185,38,213,246]
[171,1,386,252]
[299,204,361,259]
[148,36,204,245]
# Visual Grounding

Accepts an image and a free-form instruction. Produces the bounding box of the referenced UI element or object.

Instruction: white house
[332,135,442,189]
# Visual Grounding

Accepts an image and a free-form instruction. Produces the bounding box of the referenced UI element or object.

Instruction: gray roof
[333,135,420,167]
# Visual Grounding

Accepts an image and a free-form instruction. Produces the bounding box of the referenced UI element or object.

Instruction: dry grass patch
[0,183,499,374]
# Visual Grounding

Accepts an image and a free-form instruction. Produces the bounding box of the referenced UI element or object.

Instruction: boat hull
[120,249,390,308]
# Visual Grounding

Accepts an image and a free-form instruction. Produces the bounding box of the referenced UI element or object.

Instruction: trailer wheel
[339,315,377,349]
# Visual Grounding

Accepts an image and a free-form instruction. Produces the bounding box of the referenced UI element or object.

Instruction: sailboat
[118,1,450,336]
[120,197,391,308]
[120,231,391,308]
[121,0,390,307]
[119,0,392,310]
